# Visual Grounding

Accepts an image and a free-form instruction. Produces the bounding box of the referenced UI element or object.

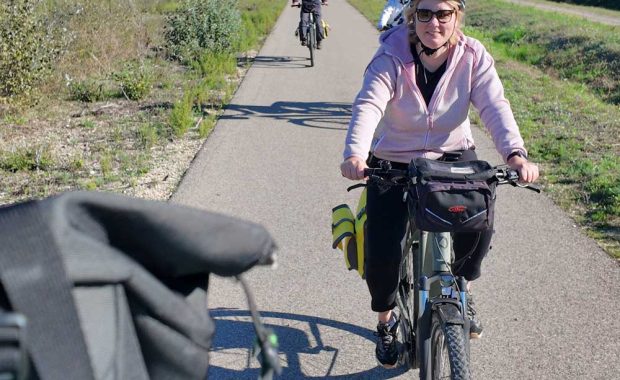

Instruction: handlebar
[361,160,540,193]
[292,1,328,7]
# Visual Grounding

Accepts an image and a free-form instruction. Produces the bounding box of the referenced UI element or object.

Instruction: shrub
[164,0,241,62]
[69,79,106,102]
[169,93,194,137]
[112,62,154,101]
[136,122,168,149]
[0,0,70,101]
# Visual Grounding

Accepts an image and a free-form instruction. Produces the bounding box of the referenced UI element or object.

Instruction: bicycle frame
[398,199,470,379]
[294,3,318,67]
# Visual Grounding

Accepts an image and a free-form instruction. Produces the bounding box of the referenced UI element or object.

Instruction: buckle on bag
[0,312,28,380]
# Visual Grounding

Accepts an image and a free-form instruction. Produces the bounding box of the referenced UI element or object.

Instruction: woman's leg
[365,164,409,315]
[442,149,494,280]
[365,158,409,366]
[453,230,493,280]
[443,149,490,338]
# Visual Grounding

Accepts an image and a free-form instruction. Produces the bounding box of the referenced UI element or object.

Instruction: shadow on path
[208,309,409,379]
[238,55,311,69]
[221,101,352,130]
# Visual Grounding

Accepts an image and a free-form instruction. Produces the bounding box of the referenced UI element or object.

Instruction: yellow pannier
[331,188,367,279]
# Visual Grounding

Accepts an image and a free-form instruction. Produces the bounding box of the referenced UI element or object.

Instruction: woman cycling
[340,0,539,368]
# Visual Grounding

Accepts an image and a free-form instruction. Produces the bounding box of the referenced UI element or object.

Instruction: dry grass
[1,0,285,204]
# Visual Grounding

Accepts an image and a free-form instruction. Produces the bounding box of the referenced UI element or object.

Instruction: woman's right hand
[340,156,368,180]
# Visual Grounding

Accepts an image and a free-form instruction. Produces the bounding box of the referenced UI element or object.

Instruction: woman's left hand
[508,156,539,183]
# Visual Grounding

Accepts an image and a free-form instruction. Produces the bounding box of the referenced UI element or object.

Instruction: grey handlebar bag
[0,191,277,380]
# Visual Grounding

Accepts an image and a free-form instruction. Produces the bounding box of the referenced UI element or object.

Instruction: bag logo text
[448,205,467,213]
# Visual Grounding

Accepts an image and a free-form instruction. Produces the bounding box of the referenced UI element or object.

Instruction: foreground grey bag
[0,191,277,380]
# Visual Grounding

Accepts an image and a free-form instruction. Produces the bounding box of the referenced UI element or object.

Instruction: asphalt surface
[171,1,620,379]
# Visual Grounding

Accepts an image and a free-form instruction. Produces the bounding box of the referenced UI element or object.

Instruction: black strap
[0,201,95,380]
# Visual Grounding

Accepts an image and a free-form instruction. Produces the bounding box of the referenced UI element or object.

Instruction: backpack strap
[0,201,95,380]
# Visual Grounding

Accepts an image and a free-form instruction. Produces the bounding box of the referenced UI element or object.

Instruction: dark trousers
[299,4,324,42]
[365,150,494,312]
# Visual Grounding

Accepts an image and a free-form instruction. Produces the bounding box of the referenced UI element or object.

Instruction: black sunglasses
[415,9,456,24]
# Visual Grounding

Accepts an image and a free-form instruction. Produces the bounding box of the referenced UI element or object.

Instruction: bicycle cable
[235,275,282,380]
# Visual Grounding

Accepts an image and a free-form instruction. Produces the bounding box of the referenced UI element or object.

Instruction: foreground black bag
[409,158,497,232]
[0,191,277,380]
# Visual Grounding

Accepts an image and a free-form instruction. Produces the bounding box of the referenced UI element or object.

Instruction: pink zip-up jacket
[343,24,527,163]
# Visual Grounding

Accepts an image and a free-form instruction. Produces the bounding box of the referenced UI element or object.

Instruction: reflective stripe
[425,208,453,225]
[462,209,486,224]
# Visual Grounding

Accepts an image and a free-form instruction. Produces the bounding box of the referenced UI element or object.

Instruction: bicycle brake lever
[511,182,541,193]
[346,183,367,192]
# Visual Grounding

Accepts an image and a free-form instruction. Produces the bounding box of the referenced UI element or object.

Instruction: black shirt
[411,44,447,107]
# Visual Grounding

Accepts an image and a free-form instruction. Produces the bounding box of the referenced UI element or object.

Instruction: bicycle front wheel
[396,224,417,367]
[430,313,471,380]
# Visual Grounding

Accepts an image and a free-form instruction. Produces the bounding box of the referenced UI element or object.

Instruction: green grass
[346,0,619,257]
[535,0,620,13]
[467,0,620,104]
[237,0,288,51]
[0,147,54,172]
[347,0,385,25]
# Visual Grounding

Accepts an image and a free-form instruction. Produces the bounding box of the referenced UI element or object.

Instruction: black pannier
[0,191,277,380]
[408,158,497,233]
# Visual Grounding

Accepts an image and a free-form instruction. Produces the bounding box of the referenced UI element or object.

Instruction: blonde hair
[406,0,465,47]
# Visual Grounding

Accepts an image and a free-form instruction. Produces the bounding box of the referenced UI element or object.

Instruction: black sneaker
[316,41,322,50]
[374,316,399,368]
[300,39,307,46]
[467,292,483,339]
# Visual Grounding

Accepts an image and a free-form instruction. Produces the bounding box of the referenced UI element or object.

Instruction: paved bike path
[172,1,620,378]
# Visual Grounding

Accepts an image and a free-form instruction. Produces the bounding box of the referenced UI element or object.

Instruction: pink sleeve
[470,48,527,162]
[343,54,397,161]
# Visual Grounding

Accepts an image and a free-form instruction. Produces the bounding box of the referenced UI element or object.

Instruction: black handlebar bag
[408,158,497,232]
[0,191,277,380]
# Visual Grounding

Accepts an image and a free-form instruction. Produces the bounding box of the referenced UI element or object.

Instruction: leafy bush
[164,0,241,62]
[69,79,106,102]
[0,0,70,101]
[112,62,154,101]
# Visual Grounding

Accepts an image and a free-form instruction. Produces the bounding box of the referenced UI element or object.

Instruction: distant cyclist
[377,0,409,31]
[340,0,539,369]
[292,0,328,49]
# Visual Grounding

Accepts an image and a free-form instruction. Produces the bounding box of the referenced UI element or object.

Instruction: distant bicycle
[361,156,539,379]
[293,1,327,67]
